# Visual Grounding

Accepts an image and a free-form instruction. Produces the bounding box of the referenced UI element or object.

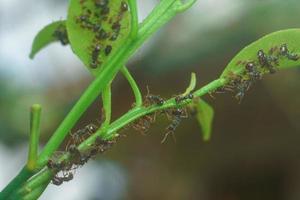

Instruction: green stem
[27,104,42,171]
[121,66,143,107]
[1,0,199,198]
[101,84,112,129]
[0,167,33,200]
[128,0,138,39]
[16,77,225,196]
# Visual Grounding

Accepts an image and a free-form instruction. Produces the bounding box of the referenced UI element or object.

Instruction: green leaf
[29,21,68,59]
[221,29,300,78]
[195,99,214,141]
[182,72,196,96]
[66,0,131,76]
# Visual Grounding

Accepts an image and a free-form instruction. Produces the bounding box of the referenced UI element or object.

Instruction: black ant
[175,93,194,104]
[120,1,128,13]
[90,44,102,68]
[257,49,278,73]
[245,62,261,80]
[51,171,74,186]
[95,29,109,40]
[161,108,188,143]
[145,86,165,106]
[279,43,299,61]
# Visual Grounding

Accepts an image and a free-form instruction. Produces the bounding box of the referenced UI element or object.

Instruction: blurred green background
[0,0,300,199]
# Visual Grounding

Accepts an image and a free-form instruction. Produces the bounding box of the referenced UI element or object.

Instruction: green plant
[1,0,300,199]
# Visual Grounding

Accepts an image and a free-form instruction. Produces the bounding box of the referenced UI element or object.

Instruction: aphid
[110,32,119,41]
[93,24,102,32]
[145,86,164,106]
[175,93,194,104]
[101,6,110,15]
[53,25,69,45]
[104,45,112,56]
[279,43,299,61]
[96,29,109,40]
[112,22,121,32]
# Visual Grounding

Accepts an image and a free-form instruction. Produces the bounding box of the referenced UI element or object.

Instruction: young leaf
[195,98,214,141]
[29,21,68,59]
[66,0,131,76]
[221,29,300,78]
[182,72,197,96]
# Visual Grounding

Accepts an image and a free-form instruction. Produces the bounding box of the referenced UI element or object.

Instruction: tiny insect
[245,62,261,80]
[53,25,69,45]
[120,1,128,12]
[145,86,164,106]
[51,176,63,186]
[90,44,101,68]
[234,80,251,103]
[257,49,277,73]
[104,45,112,56]
[161,108,188,143]
[279,43,299,61]
[175,93,194,104]
[96,29,109,40]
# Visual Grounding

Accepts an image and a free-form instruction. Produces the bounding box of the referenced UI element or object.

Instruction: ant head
[187,93,194,99]
[245,62,255,71]
[87,124,97,133]
[257,49,265,57]
[120,1,128,12]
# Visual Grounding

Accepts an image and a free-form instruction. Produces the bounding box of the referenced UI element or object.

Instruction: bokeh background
[1,0,300,199]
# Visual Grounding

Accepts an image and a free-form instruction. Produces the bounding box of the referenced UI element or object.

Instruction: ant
[257,49,278,73]
[120,1,128,13]
[90,44,102,68]
[161,108,188,143]
[245,62,261,80]
[279,43,299,61]
[175,93,194,104]
[51,171,74,186]
[145,86,165,106]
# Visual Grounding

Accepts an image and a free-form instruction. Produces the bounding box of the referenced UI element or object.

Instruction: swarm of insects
[75,0,129,69]
[219,43,299,103]
[47,123,117,186]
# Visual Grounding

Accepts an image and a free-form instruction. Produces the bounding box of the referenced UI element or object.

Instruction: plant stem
[1,0,199,198]
[101,84,112,129]
[27,104,42,171]
[121,66,143,107]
